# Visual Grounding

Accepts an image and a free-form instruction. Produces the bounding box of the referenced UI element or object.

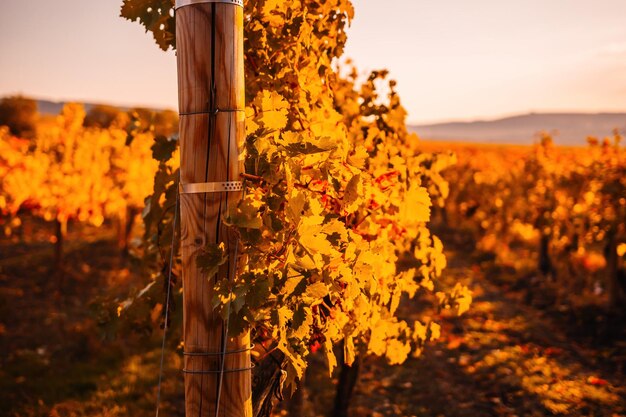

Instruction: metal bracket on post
[175,0,243,9]
[179,181,243,195]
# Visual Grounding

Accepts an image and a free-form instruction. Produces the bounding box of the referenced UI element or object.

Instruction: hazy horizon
[21,96,626,127]
[1,0,625,124]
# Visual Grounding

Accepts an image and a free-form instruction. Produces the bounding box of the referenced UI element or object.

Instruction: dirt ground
[290,247,625,417]
[0,221,624,417]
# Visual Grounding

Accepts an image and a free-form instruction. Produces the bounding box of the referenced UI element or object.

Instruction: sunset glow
[1,0,625,123]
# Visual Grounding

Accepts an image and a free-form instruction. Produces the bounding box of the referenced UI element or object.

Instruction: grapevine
[123,0,472,390]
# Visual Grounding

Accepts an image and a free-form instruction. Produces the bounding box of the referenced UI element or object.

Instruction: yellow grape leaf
[413,321,427,342]
[295,253,317,271]
[258,91,289,130]
[301,198,325,226]
[368,321,388,356]
[432,236,447,275]
[389,289,401,315]
[279,130,336,155]
[196,242,227,278]
[429,322,441,341]
[279,341,306,380]
[299,227,332,259]
[386,339,411,365]
[452,283,473,316]
[276,306,293,329]
[245,107,259,135]
[345,241,359,262]
[324,338,337,376]
[399,184,431,224]
[399,268,418,298]
[305,281,328,300]
[286,189,306,225]
[261,0,286,28]
[263,111,288,131]
[321,219,349,242]
[344,336,356,366]
[291,306,313,339]
[347,145,368,169]
[343,174,361,214]
[228,196,263,229]
[457,297,472,316]
[282,274,305,297]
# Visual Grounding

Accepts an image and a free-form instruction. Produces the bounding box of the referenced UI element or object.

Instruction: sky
[0,1,625,124]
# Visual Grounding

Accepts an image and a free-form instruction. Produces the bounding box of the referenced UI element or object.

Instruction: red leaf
[587,376,608,386]
[544,347,564,357]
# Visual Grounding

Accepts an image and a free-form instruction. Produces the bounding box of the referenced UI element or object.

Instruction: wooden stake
[175,1,251,416]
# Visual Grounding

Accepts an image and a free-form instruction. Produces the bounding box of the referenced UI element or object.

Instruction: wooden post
[175,1,251,416]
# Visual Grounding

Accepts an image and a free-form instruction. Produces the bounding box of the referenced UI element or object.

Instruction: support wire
[155,178,180,417]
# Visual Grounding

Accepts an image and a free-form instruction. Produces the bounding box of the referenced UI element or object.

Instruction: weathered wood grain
[176,3,250,416]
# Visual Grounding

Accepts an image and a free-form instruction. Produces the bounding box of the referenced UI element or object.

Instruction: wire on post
[155,175,181,417]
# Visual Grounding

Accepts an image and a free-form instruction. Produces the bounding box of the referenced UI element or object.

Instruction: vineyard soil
[0,218,623,417]
[286,231,626,417]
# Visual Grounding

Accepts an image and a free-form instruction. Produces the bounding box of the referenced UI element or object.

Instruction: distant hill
[409,113,626,146]
[35,99,168,116]
[30,101,626,146]
[37,99,99,115]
